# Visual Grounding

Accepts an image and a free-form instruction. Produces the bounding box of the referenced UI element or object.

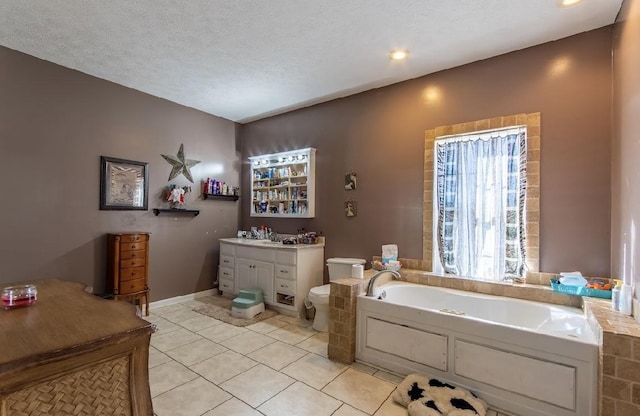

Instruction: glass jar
[2,284,38,309]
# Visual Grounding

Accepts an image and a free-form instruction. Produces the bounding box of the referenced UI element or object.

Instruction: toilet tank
[327,258,366,281]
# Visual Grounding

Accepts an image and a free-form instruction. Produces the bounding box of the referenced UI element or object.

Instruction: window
[433,127,527,281]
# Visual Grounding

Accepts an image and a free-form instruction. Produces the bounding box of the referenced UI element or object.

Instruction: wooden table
[0,279,154,416]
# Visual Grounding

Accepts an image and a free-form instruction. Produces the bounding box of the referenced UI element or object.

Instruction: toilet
[307,257,366,332]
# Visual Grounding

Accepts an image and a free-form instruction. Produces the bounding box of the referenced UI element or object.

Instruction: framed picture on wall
[100,156,149,210]
[345,172,357,190]
[345,200,357,217]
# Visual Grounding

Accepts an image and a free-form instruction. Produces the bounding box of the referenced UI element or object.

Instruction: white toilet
[307,257,366,332]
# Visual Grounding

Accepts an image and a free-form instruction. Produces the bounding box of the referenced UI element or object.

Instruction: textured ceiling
[0,1,622,123]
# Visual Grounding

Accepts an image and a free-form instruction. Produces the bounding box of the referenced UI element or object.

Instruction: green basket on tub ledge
[549,278,612,299]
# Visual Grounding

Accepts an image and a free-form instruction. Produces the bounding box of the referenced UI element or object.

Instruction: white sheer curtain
[433,128,526,281]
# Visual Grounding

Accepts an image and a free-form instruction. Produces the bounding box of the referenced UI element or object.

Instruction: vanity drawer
[275,278,296,295]
[219,278,234,293]
[237,246,275,262]
[275,264,296,280]
[219,266,234,281]
[220,255,235,268]
[119,277,146,294]
[220,243,235,255]
[276,250,297,265]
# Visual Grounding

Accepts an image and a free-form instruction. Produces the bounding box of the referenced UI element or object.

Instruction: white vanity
[218,238,325,317]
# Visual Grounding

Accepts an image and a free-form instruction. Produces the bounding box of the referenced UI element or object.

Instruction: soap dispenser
[620,283,633,315]
[611,280,622,311]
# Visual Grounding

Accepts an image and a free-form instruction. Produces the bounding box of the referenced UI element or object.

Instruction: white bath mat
[393,373,487,416]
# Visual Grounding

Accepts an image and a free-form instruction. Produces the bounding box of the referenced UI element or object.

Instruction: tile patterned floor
[146,296,514,416]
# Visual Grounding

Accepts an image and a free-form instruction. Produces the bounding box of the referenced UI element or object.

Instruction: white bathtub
[356,282,598,416]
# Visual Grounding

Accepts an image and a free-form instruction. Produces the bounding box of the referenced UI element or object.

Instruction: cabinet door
[235,259,255,293]
[254,260,274,305]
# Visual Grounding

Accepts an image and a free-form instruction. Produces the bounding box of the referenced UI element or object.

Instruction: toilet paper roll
[352,264,364,279]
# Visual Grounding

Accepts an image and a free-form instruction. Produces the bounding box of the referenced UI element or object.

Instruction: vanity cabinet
[218,239,324,317]
[248,148,316,218]
[235,258,275,305]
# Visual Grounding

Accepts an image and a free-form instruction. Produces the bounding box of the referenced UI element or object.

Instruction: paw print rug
[392,374,488,416]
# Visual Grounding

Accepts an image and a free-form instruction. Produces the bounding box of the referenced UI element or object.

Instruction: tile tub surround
[583,297,640,416]
[328,269,640,416]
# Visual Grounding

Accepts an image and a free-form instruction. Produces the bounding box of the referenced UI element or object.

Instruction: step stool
[231,289,265,319]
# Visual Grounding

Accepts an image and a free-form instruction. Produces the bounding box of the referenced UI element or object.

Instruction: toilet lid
[326,257,366,265]
[310,284,331,296]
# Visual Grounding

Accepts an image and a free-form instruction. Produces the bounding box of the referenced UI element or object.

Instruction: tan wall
[612,0,640,299]
[0,46,241,300]
[240,27,613,278]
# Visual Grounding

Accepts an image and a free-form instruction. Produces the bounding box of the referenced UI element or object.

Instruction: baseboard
[149,288,218,310]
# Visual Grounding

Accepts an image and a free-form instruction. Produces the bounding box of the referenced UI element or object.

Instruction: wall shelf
[203,194,239,201]
[152,208,200,217]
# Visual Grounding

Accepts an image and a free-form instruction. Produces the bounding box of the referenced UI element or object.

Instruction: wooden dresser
[107,232,150,316]
[0,279,154,415]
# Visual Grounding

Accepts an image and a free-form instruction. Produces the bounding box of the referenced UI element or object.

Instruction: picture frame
[100,156,149,210]
[345,200,357,217]
[345,172,357,190]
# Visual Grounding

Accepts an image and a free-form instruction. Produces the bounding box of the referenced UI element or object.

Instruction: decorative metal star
[161,144,200,183]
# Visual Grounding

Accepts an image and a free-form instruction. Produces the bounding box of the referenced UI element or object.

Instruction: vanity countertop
[219,237,324,250]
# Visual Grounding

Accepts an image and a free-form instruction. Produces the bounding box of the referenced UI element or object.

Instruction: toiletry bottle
[620,283,633,315]
[611,280,622,311]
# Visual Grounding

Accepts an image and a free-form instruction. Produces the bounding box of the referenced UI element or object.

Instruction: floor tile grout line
[150,358,198,400]
[155,301,376,415]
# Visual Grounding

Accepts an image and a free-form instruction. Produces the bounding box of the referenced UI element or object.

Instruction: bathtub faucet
[366,270,401,297]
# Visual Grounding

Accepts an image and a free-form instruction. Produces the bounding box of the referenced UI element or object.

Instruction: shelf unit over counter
[249,147,316,218]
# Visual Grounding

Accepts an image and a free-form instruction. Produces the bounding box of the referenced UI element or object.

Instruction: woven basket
[5,355,132,416]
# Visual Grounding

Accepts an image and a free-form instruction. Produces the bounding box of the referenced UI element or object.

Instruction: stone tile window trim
[423,113,541,274]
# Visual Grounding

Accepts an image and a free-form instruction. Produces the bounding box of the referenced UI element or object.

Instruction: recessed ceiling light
[390,49,408,61]
[557,0,582,7]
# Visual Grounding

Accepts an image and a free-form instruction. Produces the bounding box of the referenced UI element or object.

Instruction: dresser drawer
[220,255,235,268]
[120,234,147,243]
[120,258,146,268]
[275,264,296,280]
[120,267,146,282]
[120,250,145,260]
[275,278,296,295]
[120,242,146,252]
[119,278,146,294]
